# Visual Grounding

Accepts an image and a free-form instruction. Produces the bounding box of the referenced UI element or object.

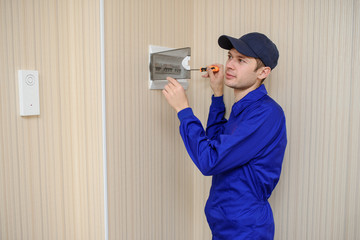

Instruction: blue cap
[218,32,279,69]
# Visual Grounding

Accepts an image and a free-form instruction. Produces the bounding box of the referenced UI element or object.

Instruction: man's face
[225,48,262,91]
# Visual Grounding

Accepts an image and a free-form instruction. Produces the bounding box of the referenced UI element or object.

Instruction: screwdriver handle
[200,65,219,73]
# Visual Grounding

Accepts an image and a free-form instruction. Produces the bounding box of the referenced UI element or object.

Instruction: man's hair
[254,58,267,83]
[254,58,265,71]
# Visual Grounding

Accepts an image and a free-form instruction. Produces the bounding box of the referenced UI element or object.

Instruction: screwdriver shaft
[190,66,219,73]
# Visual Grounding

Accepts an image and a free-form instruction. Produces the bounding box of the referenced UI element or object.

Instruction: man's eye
[228,55,232,59]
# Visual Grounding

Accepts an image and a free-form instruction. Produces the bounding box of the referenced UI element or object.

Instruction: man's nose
[226,59,234,69]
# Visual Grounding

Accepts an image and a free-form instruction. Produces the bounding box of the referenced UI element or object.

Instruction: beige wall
[1,0,360,239]
[106,0,360,239]
[0,0,104,239]
[104,0,195,239]
[191,0,360,239]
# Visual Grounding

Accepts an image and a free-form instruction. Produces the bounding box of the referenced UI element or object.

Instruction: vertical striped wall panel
[1,0,359,239]
[104,0,194,239]
[0,0,104,239]
[105,0,360,239]
[192,0,360,239]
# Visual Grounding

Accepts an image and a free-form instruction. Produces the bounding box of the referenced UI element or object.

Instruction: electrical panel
[149,45,191,90]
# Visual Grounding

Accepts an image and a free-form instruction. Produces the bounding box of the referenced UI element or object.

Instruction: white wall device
[18,70,40,116]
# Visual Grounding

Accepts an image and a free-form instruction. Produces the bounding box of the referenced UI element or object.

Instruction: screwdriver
[190,65,219,73]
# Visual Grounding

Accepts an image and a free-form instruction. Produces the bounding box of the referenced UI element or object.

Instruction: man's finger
[167,77,180,87]
[207,67,215,78]
[201,72,209,78]
[163,83,173,94]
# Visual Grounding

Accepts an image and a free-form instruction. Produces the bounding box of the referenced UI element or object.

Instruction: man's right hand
[201,64,224,97]
[162,77,190,113]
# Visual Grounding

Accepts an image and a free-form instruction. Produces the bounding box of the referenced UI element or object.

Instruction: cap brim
[218,35,258,58]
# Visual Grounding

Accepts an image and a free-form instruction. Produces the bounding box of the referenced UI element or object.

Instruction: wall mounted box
[18,70,40,116]
[148,45,191,90]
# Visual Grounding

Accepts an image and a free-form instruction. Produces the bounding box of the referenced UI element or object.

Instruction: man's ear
[258,67,271,80]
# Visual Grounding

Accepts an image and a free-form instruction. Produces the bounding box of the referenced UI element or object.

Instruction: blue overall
[177,85,287,239]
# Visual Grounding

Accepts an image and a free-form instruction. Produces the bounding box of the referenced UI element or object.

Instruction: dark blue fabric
[177,85,287,239]
[218,33,279,69]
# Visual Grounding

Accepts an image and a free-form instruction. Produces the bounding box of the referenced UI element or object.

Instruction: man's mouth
[226,72,235,78]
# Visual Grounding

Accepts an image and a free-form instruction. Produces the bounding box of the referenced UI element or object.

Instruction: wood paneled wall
[106,0,360,239]
[104,0,194,239]
[192,0,360,239]
[0,0,104,239]
[1,0,359,239]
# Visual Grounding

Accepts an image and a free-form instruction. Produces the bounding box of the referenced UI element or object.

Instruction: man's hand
[201,64,224,97]
[162,77,190,113]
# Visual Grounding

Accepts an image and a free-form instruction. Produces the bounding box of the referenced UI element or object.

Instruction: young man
[163,32,287,239]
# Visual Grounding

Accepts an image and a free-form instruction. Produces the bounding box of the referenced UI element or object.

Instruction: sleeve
[205,95,228,140]
[177,105,286,176]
